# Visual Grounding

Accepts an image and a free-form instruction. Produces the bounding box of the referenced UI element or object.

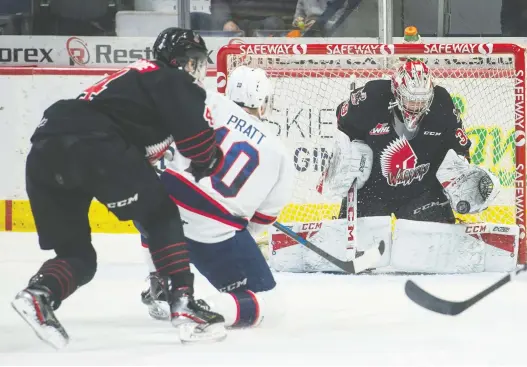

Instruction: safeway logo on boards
[239,44,307,55]
[326,44,394,55]
[424,43,494,55]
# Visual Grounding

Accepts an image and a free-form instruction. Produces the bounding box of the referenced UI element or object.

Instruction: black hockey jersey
[336,79,471,203]
[33,59,215,164]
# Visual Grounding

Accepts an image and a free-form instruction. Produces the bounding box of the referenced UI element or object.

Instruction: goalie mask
[153,27,208,83]
[391,60,434,132]
[226,66,273,118]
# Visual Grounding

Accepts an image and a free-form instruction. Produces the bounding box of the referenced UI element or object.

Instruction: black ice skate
[141,273,170,321]
[170,286,227,343]
[11,285,69,349]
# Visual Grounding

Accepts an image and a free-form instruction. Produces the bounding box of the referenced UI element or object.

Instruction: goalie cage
[216,42,527,263]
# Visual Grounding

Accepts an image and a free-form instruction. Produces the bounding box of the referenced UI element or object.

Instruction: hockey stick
[405,264,527,315]
[345,179,358,261]
[272,221,385,274]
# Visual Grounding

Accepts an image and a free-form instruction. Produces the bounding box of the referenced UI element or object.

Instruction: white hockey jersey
[161,92,294,243]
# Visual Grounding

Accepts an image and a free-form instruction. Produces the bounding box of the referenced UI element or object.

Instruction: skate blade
[11,296,69,350]
[148,301,170,321]
[178,322,227,344]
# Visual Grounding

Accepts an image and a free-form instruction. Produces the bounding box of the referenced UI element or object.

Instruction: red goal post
[216,43,527,263]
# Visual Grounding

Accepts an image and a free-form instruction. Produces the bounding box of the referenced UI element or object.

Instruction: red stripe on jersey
[178,134,214,152]
[250,212,277,225]
[169,195,245,230]
[165,169,230,214]
[175,129,213,145]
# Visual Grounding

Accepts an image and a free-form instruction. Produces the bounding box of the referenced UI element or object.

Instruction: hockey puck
[456,201,470,214]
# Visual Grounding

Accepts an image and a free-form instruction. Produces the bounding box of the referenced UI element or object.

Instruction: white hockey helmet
[226,66,272,118]
[391,60,434,131]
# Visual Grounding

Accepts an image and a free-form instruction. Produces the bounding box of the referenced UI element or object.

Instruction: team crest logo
[380,138,430,186]
[369,123,390,135]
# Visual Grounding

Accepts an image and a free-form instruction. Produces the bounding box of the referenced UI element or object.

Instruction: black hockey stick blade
[405,264,527,316]
[273,221,385,274]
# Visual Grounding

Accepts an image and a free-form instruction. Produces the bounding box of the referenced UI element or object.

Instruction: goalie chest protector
[336,79,471,201]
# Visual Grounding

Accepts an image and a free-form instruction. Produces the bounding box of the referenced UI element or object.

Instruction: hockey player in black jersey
[321,60,500,224]
[11,28,227,347]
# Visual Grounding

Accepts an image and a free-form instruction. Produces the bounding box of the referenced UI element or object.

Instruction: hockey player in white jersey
[140,65,294,328]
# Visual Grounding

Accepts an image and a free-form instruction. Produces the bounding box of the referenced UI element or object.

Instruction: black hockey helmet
[153,27,208,81]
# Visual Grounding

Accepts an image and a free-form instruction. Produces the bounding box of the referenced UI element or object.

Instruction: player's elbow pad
[436,149,500,214]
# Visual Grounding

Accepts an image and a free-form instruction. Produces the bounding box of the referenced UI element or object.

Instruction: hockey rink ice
[1,232,526,366]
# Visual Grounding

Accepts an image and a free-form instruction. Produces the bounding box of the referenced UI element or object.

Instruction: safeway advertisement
[0,36,362,68]
[2,36,526,68]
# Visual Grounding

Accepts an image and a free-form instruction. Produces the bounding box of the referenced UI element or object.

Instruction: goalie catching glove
[436,149,500,214]
[317,130,373,198]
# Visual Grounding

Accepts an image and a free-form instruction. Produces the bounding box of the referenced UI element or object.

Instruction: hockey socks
[230,290,261,328]
[33,259,76,302]
[207,290,263,328]
[28,255,98,305]
[149,242,190,278]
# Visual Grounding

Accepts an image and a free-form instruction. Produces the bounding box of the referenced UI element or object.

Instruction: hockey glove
[436,149,500,214]
[185,145,224,182]
[317,132,373,198]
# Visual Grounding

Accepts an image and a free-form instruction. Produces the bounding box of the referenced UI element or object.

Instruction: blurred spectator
[212,0,293,36]
[332,0,377,37]
[292,0,349,36]
[191,0,213,30]
[501,0,527,36]
[36,0,118,36]
[0,0,33,34]
[136,0,213,30]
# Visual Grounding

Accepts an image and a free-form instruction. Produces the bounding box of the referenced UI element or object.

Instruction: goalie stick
[405,264,527,315]
[345,179,358,261]
[272,221,385,274]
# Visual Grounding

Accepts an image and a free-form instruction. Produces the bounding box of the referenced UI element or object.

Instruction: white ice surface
[0,232,526,366]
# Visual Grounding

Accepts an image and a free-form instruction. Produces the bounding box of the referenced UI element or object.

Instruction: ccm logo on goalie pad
[107,193,139,208]
[493,226,510,233]
[423,131,442,136]
[465,225,487,234]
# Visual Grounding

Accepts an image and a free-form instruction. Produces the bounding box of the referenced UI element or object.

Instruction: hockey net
[216,43,527,263]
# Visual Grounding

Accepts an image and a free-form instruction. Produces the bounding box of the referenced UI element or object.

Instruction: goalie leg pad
[269,216,391,273]
[391,219,518,273]
[356,216,392,268]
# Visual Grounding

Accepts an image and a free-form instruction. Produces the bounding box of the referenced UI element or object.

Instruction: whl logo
[380,138,430,186]
[369,123,390,135]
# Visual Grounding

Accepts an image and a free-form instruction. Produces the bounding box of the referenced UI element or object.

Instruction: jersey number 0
[211,127,259,198]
